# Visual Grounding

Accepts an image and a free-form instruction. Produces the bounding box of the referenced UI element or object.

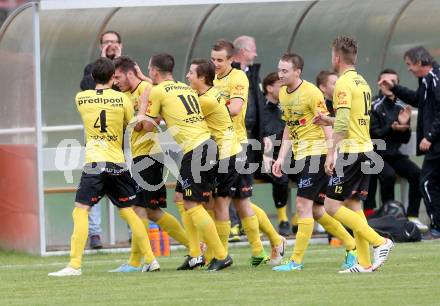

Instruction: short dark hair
[316,70,337,87]
[212,39,235,58]
[262,72,279,95]
[92,58,115,84]
[378,68,399,83]
[280,53,304,71]
[332,36,357,65]
[150,53,174,73]
[404,46,436,66]
[113,56,136,74]
[191,58,215,86]
[100,30,121,44]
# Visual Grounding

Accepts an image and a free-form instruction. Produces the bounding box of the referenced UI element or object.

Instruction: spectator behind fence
[369,69,428,232]
[316,70,338,117]
[379,46,440,238]
[260,72,291,236]
[79,30,123,249]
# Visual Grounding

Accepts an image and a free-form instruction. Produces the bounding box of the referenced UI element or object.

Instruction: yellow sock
[333,206,385,247]
[119,208,155,264]
[355,210,372,268]
[215,220,230,252]
[252,203,282,246]
[277,206,288,223]
[241,215,264,256]
[291,217,314,264]
[68,207,89,269]
[156,212,189,248]
[127,218,149,267]
[176,201,200,257]
[205,208,216,262]
[317,212,356,251]
[291,213,298,226]
[187,205,226,260]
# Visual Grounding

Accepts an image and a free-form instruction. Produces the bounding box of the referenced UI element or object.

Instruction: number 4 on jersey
[94,110,108,132]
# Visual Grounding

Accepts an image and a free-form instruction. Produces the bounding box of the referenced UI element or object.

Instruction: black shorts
[231,143,253,199]
[326,152,371,201]
[178,140,218,202]
[131,155,167,209]
[213,154,240,198]
[295,155,328,205]
[75,162,137,208]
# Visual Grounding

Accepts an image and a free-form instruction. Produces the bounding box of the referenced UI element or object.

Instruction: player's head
[91,57,115,85]
[113,56,137,91]
[403,46,436,78]
[148,53,174,85]
[211,39,235,76]
[378,68,399,98]
[233,35,257,67]
[331,36,357,72]
[278,53,303,86]
[99,30,122,59]
[187,58,215,91]
[262,72,282,101]
[316,70,338,99]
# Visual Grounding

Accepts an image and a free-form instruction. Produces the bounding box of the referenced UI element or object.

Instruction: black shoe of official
[176,255,205,270]
[206,255,233,271]
[89,235,103,249]
[292,225,298,234]
[278,221,292,236]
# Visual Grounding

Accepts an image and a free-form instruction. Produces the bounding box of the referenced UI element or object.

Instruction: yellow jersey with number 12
[213,68,249,143]
[279,80,328,160]
[76,88,133,163]
[199,87,242,160]
[146,80,211,154]
[333,69,373,153]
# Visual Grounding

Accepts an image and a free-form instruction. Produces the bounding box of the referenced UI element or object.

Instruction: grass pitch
[1,242,439,306]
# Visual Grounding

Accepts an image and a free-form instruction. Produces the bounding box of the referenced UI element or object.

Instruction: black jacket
[370,96,411,156]
[325,98,335,117]
[262,100,285,158]
[232,62,265,142]
[80,63,95,90]
[391,63,440,159]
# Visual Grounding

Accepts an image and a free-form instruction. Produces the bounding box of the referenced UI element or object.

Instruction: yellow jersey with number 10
[213,68,249,143]
[146,80,211,154]
[199,87,242,160]
[333,69,373,153]
[76,88,133,164]
[124,80,159,158]
[279,80,329,160]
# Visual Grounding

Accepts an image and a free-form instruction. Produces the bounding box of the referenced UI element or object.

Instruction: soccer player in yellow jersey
[139,53,232,271]
[181,58,242,269]
[271,53,357,271]
[212,40,286,266]
[105,57,189,272]
[320,36,393,273]
[49,58,158,276]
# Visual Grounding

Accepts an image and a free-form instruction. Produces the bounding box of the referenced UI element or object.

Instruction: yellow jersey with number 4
[333,69,373,153]
[213,68,249,143]
[279,80,328,160]
[76,88,133,163]
[146,80,211,154]
[199,87,242,160]
[124,80,159,158]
